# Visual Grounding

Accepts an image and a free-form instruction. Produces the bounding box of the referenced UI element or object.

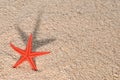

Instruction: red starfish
[10,34,50,71]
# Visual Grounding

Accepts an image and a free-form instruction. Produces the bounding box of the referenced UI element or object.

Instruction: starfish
[10,34,50,71]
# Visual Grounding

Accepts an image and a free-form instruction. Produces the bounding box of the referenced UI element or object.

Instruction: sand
[0,0,120,80]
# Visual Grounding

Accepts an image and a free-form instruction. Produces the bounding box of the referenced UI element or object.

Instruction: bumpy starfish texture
[10,34,50,71]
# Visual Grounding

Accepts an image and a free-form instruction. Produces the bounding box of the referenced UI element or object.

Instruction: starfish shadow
[16,12,56,51]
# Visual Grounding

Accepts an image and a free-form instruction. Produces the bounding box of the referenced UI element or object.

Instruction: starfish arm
[26,34,32,54]
[10,43,25,56]
[13,57,26,68]
[30,52,50,57]
[27,57,37,71]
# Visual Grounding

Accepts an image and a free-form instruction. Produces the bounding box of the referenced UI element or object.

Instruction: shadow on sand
[15,11,56,51]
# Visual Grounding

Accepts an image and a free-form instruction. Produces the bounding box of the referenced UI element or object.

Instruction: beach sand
[0,0,120,80]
